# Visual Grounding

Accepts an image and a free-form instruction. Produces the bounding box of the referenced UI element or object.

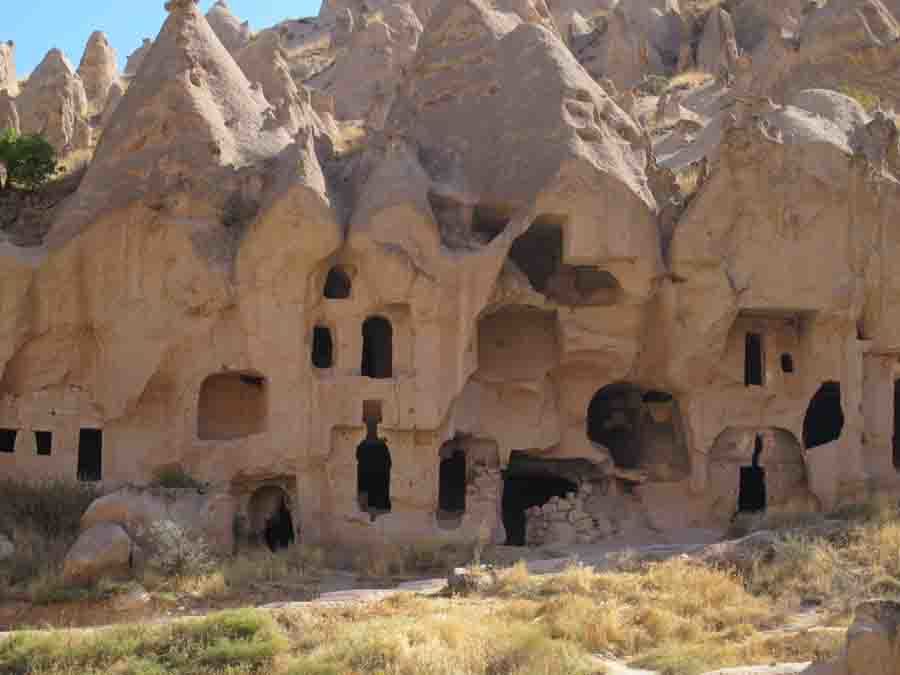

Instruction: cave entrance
[587,383,643,469]
[802,381,844,449]
[737,435,767,513]
[77,428,103,482]
[508,219,563,294]
[894,380,900,471]
[438,444,467,517]
[357,437,392,516]
[249,486,295,552]
[361,316,393,379]
[501,452,577,546]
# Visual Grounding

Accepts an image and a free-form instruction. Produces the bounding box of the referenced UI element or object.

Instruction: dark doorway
[0,428,16,453]
[893,380,900,471]
[323,266,351,299]
[357,438,392,514]
[77,428,103,482]
[312,326,333,369]
[745,333,764,386]
[587,383,642,468]
[738,435,767,512]
[248,485,296,551]
[438,448,467,515]
[501,452,577,546]
[508,220,563,294]
[803,382,844,449]
[264,495,295,552]
[361,316,393,379]
[781,353,795,374]
[35,431,52,456]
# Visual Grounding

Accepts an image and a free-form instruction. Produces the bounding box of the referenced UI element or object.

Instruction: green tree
[0,129,58,190]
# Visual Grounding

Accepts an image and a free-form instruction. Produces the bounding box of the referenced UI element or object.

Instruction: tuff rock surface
[0,0,899,565]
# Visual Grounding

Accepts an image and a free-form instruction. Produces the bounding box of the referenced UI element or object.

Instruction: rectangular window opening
[0,428,16,453]
[745,333,765,387]
[35,430,52,456]
[78,428,103,482]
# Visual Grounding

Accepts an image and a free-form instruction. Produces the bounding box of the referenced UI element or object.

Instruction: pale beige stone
[77,31,118,113]
[0,41,16,96]
[63,523,133,585]
[206,0,251,54]
[16,49,90,153]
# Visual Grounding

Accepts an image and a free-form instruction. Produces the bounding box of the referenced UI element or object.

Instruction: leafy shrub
[151,465,205,489]
[0,129,58,190]
[146,520,214,577]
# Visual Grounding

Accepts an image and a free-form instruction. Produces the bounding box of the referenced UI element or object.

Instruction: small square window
[0,429,17,453]
[35,431,52,456]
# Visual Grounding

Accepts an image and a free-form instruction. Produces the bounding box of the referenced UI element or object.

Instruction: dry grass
[3,493,898,674]
[667,70,713,92]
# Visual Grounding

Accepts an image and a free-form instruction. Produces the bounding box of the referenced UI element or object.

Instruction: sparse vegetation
[637,74,670,96]
[0,479,99,597]
[667,70,713,93]
[838,84,882,112]
[2,494,898,674]
[0,129,59,190]
[0,608,288,675]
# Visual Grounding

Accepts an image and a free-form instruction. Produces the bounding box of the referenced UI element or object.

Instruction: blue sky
[7,0,321,76]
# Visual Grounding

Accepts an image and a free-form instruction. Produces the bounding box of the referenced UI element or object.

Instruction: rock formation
[804,601,900,675]
[698,8,740,76]
[124,38,153,76]
[306,2,424,126]
[2,0,900,557]
[206,0,252,53]
[0,89,18,133]
[77,31,119,113]
[0,41,16,96]
[16,49,90,152]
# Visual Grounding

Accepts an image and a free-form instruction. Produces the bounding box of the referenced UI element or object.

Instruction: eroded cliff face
[1,0,900,550]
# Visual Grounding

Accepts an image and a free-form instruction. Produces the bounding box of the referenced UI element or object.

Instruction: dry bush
[0,479,99,596]
[352,539,479,579]
[667,70,713,92]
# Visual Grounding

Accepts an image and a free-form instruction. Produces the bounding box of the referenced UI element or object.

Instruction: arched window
[803,382,844,449]
[323,266,352,299]
[357,438,392,514]
[198,372,267,441]
[361,316,393,379]
[312,326,333,369]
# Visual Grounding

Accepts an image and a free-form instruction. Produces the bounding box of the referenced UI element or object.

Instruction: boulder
[447,565,494,595]
[80,487,237,555]
[63,523,133,585]
[803,600,900,675]
[0,534,14,561]
[77,31,119,111]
